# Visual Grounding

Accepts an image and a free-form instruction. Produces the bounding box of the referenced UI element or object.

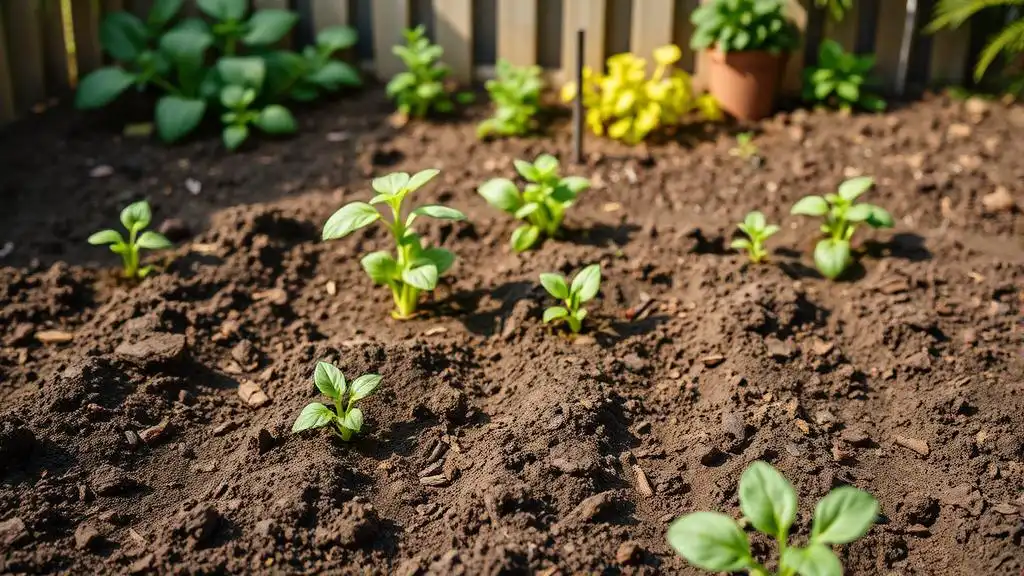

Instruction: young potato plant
[322,169,465,319]
[88,201,173,279]
[803,40,886,112]
[192,0,298,56]
[791,176,894,280]
[540,264,601,333]
[387,26,455,119]
[731,211,779,264]
[292,362,381,441]
[478,155,590,252]
[478,59,544,139]
[562,45,721,144]
[218,57,297,150]
[667,461,879,576]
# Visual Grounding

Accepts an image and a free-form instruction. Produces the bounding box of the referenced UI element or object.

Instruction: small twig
[620,451,654,497]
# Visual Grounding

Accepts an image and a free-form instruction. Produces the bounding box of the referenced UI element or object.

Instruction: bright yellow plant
[561,45,721,145]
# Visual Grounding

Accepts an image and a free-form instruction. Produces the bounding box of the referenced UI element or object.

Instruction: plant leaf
[510,224,541,252]
[513,159,540,182]
[478,178,523,213]
[570,264,601,303]
[323,202,381,240]
[309,61,361,89]
[814,239,852,280]
[99,12,148,62]
[780,544,843,576]
[533,154,559,178]
[317,25,358,52]
[791,196,830,216]
[223,124,249,151]
[243,9,298,46]
[666,512,752,572]
[372,172,411,195]
[155,96,206,143]
[88,229,124,245]
[865,205,895,228]
[75,67,136,109]
[514,203,540,219]
[837,176,874,201]
[217,57,266,89]
[120,201,152,231]
[421,248,455,275]
[543,306,569,323]
[136,231,172,250]
[402,262,439,291]
[349,374,382,401]
[739,461,798,539]
[730,238,752,250]
[197,0,248,21]
[314,361,345,399]
[406,168,441,192]
[149,0,184,27]
[360,251,398,284]
[744,210,767,230]
[255,105,297,134]
[539,273,570,299]
[292,403,335,432]
[844,203,874,222]
[412,205,465,221]
[342,407,364,432]
[810,486,879,544]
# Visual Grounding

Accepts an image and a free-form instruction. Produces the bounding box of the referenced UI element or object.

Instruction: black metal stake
[573,28,585,165]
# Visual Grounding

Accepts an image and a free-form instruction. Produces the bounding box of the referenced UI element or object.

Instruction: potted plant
[690,0,799,120]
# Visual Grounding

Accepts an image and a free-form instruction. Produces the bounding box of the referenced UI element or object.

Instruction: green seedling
[803,40,886,112]
[263,26,362,102]
[386,26,455,119]
[478,154,590,252]
[540,264,601,333]
[729,132,760,161]
[322,169,466,319]
[791,176,894,280]
[218,57,297,150]
[731,211,779,264]
[478,59,544,139]
[292,361,381,441]
[667,461,879,576]
[88,200,173,279]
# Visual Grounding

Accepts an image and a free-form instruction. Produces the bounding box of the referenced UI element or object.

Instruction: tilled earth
[1,91,1023,575]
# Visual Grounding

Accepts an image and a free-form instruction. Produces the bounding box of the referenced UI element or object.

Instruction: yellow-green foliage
[561,45,721,145]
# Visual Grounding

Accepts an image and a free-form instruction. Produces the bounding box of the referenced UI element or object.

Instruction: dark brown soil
[1,90,1023,575]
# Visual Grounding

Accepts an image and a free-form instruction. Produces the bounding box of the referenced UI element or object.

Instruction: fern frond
[925,0,1023,33]
[975,18,1024,80]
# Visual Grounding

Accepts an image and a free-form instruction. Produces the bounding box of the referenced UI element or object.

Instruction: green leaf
[386,72,417,97]
[402,262,439,291]
[838,176,874,201]
[292,403,335,433]
[844,203,874,223]
[342,407,364,432]
[860,93,887,112]
[865,205,894,228]
[510,224,541,252]
[159,27,213,65]
[121,201,152,231]
[223,124,249,151]
[570,264,601,303]
[372,172,411,195]
[217,57,266,89]
[539,273,570,299]
[412,205,465,221]
[478,178,523,213]
[666,512,752,572]
[309,61,361,89]
[317,25,358,52]
[88,229,124,245]
[100,12,148,62]
[561,176,590,194]
[149,0,184,28]
[514,203,540,219]
[323,202,381,240]
[744,210,767,230]
[421,248,455,275]
[513,159,541,182]
[220,84,249,108]
[256,105,297,134]
[136,231,172,249]
[155,96,206,143]
[197,0,248,21]
[780,544,843,576]
[75,67,136,109]
[533,154,559,178]
[314,361,346,399]
[349,374,382,401]
[739,461,798,539]
[791,196,830,217]
[835,81,860,103]
[814,239,852,280]
[243,9,298,46]
[810,486,879,544]
[813,80,836,100]
[360,251,398,284]
[730,238,752,250]
[407,169,441,192]
[543,306,569,323]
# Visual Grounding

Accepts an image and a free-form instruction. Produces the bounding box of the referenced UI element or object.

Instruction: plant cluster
[322,169,465,319]
[731,211,779,264]
[729,131,759,161]
[292,362,381,441]
[478,154,590,252]
[690,0,799,54]
[88,200,173,279]
[561,45,722,145]
[803,40,886,112]
[815,0,852,22]
[76,0,361,149]
[478,59,544,139]
[540,264,601,333]
[667,461,879,575]
[926,0,1024,90]
[387,26,461,119]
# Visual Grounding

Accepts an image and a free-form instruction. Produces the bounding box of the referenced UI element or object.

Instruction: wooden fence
[0,0,984,127]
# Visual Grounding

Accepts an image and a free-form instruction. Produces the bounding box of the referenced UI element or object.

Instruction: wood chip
[423,326,448,336]
[237,380,270,408]
[894,435,930,456]
[191,243,219,255]
[419,474,448,487]
[138,418,170,444]
[253,288,288,305]
[701,354,726,367]
[602,202,622,212]
[35,330,73,344]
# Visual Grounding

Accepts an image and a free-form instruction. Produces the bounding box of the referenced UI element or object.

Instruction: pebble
[840,427,872,446]
[947,123,972,139]
[89,165,114,178]
[212,421,239,436]
[894,435,930,456]
[35,330,74,344]
[238,380,271,408]
[185,178,202,195]
[0,517,30,549]
[701,354,726,367]
[981,186,1016,213]
[74,524,102,550]
[115,333,188,367]
[765,337,794,360]
[616,541,642,565]
[139,418,170,444]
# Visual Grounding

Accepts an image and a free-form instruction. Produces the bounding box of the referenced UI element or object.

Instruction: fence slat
[372,0,410,79]
[434,0,472,82]
[673,0,698,72]
[312,0,351,30]
[42,0,70,95]
[781,0,809,94]
[72,0,103,79]
[0,5,16,123]
[929,27,970,86]
[496,0,536,66]
[561,0,606,82]
[824,3,857,52]
[874,0,907,93]
[3,0,48,112]
[631,0,673,72]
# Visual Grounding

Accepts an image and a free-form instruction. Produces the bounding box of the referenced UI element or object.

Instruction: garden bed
[1,91,1022,575]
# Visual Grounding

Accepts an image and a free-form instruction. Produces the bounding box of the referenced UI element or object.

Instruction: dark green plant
[478,59,544,138]
[540,264,601,333]
[217,57,297,150]
[667,461,879,576]
[322,169,466,319]
[292,361,381,441]
[791,176,894,280]
[731,211,779,264]
[477,155,590,252]
[690,0,799,53]
[803,41,886,112]
[386,26,455,118]
[190,0,297,56]
[88,200,172,279]
[263,26,362,102]
[925,0,1024,86]
[814,0,851,21]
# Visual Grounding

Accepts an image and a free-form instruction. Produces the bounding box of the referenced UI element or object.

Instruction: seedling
[729,132,759,161]
[803,41,886,112]
[478,59,544,139]
[478,154,590,252]
[667,461,879,576]
[292,362,381,441]
[731,211,779,264]
[791,177,894,280]
[386,26,455,119]
[218,57,297,150]
[540,264,601,333]
[263,26,362,102]
[88,200,173,279]
[322,169,465,319]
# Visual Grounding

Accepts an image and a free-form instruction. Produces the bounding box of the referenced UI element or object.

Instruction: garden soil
[0,91,1022,575]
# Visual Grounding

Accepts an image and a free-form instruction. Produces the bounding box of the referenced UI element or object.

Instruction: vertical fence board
[42,0,70,95]
[782,0,809,94]
[496,0,536,66]
[874,0,907,93]
[3,0,48,111]
[929,27,970,86]
[0,6,16,123]
[562,0,606,81]
[672,0,697,71]
[371,0,410,79]
[434,0,472,82]
[312,0,351,30]
[631,0,672,70]
[824,2,857,52]
[72,0,103,79]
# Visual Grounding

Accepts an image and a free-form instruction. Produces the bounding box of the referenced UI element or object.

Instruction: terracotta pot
[705,49,787,121]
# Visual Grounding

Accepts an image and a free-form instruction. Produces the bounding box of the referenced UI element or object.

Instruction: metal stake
[573,28,585,165]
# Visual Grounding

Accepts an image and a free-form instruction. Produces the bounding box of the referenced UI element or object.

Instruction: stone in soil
[115,333,188,368]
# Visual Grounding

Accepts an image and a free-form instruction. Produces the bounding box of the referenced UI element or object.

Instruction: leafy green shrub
[731,211,779,264]
[667,461,878,575]
[322,169,466,319]
[88,200,172,279]
[815,0,852,21]
[690,0,799,53]
[540,264,601,333]
[387,26,455,118]
[926,0,1024,88]
[791,176,894,280]
[478,154,590,252]
[218,57,296,150]
[478,59,544,139]
[263,26,362,102]
[803,41,886,112]
[292,361,381,441]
